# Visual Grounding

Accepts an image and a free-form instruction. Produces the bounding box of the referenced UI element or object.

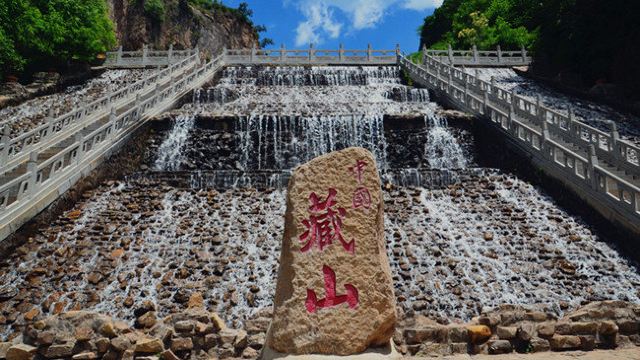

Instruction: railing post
[497,45,502,64]
[609,120,620,155]
[447,43,454,65]
[155,83,160,98]
[168,44,173,65]
[587,144,598,190]
[483,90,489,114]
[422,44,427,65]
[251,45,256,63]
[280,44,286,62]
[117,46,123,65]
[521,45,527,63]
[367,43,372,62]
[142,44,148,66]
[27,151,39,197]
[109,107,118,139]
[309,43,315,63]
[536,95,543,122]
[395,43,400,57]
[0,130,10,165]
[75,132,85,163]
[339,43,344,63]
[541,120,550,148]
[222,46,227,63]
[490,76,496,94]
[472,44,479,64]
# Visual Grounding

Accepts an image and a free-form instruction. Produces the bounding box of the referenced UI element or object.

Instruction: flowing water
[2,64,640,340]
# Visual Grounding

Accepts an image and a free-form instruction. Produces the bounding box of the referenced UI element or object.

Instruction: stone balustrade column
[473,45,479,64]
[142,45,148,66]
[27,151,39,197]
[0,131,10,165]
[117,46,123,65]
[587,144,599,190]
[251,46,256,63]
[483,90,489,115]
[422,45,427,65]
[281,44,286,62]
[367,44,372,62]
[497,45,502,64]
[109,107,118,139]
[447,44,454,65]
[521,45,527,63]
[75,132,85,163]
[339,43,344,63]
[536,95,543,123]
[168,44,173,65]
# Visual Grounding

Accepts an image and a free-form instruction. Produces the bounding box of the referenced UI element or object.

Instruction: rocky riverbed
[0,69,154,138]
[2,172,639,343]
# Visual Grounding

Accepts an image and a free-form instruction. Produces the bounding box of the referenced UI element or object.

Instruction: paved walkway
[417,349,640,360]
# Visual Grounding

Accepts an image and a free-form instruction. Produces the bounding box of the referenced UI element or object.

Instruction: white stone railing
[400,54,640,230]
[0,54,198,176]
[0,53,225,242]
[423,45,532,66]
[104,45,196,68]
[223,44,400,65]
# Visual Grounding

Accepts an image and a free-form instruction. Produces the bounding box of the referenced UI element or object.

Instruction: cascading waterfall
[153,115,195,171]
[425,117,468,169]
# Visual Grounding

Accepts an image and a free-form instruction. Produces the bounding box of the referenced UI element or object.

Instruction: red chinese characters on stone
[299,189,355,254]
[350,160,372,209]
[306,265,359,313]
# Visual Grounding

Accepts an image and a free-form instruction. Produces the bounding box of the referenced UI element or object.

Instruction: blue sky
[222,0,443,53]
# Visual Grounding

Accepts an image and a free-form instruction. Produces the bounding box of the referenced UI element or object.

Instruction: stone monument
[264,147,397,357]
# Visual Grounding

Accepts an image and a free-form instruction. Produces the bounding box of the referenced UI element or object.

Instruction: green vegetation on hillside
[0,0,116,79]
[419,0,640,99]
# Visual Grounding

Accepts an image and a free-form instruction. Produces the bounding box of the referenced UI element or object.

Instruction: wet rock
[135,339,163,354]
[135,312,157,329]
[110,336,132,352]
[170,337,193,353]
[6,344,36,360]
[549,335,581,350]
[488,340,512,354]
[467,325,491,344]
[44,342,76,359]
[496,326,517,340]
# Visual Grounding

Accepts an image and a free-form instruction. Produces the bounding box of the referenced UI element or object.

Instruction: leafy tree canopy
[0,0,116,78]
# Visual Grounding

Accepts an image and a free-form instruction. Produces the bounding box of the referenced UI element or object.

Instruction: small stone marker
[265,147,397,356]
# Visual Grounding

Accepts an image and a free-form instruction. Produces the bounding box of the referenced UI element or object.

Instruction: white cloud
[292,0,441,46]
[295,2,343,46]
[402,0,443,11]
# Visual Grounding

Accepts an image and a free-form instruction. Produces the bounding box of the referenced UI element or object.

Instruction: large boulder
[265,147,397,355]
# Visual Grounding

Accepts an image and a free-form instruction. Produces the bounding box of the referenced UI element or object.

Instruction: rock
[448,327,469,343]
[617,320,639,335]
[0,343,11,359]
[467,325,491,344]
[599,320,619,335]
[265,148,397,355]
[72,352,97,360]
[570,322,598,335]
[549,335,581,350]
[75,327,94,342]
[87,273,102,284]
[174,321,194,333]
[6,344,36,360]
[529,338,550,352]
[111,336,132,352]
[537,323,555,338]
[35,331,55,346]
[517,324,534,342]
[187,293,204,309]
[135,339,163,354]
[234,330,248,350]
[160,350,180,360]
[241,347,258,359]
[496,326,517,340]
[134,301,156,317]
[100,322,117,338]
[170,338,193,352]
[95,338,110,353]
[135,312,157,329]
[44,342,76,359]
[23,308,39,321]
[488,340,512,354]
[211,313,226,332]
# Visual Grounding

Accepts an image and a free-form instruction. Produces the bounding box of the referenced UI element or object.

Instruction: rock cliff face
[106,0,258,58]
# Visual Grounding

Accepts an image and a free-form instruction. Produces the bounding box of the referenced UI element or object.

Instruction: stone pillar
[472,44,479,64]
[339,43,344,63]
[168,44,173,65]
[395,43,400,56]
[490,76,496,94]
[422,44,428,65]
[497,45,502,63]
[250,46,256,63]
[117,46,123,65]
[264,148,396,356]
[447,43,454,65]
[27,151,39,197]
[109,107,118,139]
[483,91,489,115]
[0,130,10,165]
[536,95,544,122]
[367,43,372,62]
[309,43,315,63]
[142,44,148,66]
[609,120,620,157]
[75,132,85,163]
[280,44,286,62]
[521,45,527,63]
[587,144,598,190]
